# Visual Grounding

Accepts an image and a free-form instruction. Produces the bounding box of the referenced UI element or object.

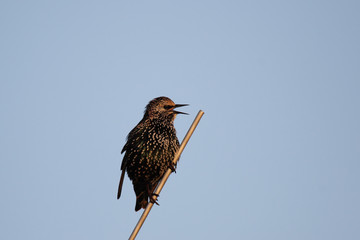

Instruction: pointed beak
[173,104,189,115]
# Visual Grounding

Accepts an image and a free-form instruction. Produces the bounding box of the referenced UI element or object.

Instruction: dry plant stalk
[129,110,205,240]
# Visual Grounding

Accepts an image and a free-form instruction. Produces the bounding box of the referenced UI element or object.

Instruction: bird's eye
[164,105,173,110]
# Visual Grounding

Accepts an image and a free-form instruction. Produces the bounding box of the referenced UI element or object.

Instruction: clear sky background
[1,1,359,239]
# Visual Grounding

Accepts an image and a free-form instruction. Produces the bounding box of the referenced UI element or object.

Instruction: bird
[117,96,188,211]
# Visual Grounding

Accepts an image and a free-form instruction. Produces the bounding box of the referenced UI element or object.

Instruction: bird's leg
[147,185,160,206]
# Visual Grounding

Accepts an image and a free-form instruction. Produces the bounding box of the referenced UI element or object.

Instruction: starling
[117,96,188,211]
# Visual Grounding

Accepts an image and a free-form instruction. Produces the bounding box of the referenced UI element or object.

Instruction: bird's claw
[169,163,177,173]
[150,193,160,205]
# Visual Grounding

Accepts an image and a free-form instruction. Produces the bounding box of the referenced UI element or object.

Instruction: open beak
[173,104,189,115]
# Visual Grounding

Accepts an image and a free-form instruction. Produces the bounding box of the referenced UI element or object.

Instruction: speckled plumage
[117,96,187,211]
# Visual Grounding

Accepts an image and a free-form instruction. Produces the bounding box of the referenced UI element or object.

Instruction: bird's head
[144,96,188,122]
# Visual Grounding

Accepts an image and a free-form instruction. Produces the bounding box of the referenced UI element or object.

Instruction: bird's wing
[118,137,131,199]
[117,121,147,199]
[117,169,126,199]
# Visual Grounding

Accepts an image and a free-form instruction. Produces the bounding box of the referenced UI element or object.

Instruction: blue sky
[1,1,359,239]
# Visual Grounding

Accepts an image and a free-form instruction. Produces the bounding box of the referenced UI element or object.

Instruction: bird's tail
[135,192,148,211]
[134,183,149,211]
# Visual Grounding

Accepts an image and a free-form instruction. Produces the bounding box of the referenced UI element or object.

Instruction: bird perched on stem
[117,96,188,211]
